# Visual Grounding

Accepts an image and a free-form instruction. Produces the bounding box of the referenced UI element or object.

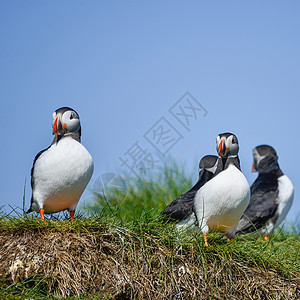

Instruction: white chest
[194,165,250,232]
[32,137,94,212]
[274,175,294,227]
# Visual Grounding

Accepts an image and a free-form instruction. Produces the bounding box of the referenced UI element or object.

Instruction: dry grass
[1,163,299,298]
[0,216,299,299]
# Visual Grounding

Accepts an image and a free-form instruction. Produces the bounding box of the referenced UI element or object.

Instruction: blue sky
[0,1,299,222]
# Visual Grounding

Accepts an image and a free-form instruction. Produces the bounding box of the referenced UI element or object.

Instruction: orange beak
[251,162,257,172]
[218,138,226,157]
[53,116,59,135]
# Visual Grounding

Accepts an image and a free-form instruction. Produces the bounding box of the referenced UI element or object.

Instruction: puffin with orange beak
[27,107,94,220]
[236,145,294,240]
[193,132,250,246]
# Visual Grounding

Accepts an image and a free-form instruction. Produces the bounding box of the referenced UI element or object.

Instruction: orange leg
[70,211,75,221]
[40,209,45,220]
[203,233,209,247]
[229,238,234,244]
[264,235,270,241]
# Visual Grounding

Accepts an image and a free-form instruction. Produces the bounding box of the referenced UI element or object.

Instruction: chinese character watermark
[144,117,183,156]
[119,141,159,177]
[169,91,208,131]
[93,92,207,198]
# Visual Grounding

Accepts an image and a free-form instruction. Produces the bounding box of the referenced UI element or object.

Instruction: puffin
[27,107,94,220]
[236,145,294,240]
[162,155,218,223]
[193,133,250,246]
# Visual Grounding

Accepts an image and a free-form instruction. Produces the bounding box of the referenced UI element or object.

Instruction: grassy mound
[0,216,299,299]
[0,163,299,299]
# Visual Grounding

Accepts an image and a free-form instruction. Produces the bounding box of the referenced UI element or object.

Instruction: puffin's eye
[232,138,235,144]
[70,114,74,120]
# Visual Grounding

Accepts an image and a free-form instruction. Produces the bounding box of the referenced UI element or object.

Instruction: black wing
[161,190,196,222]
[236,174,279,233]
[27,147,50,213]
[162,169,213,222]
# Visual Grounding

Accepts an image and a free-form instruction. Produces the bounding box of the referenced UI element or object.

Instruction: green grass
[87,159,193,221]
[0,161,299,299]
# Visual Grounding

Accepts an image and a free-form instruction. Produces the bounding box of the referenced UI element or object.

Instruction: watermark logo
[169,92,208,132]
[144,117,183,156]
[94,92,208,198]
[119,141,159,177]
[93,172,127,198]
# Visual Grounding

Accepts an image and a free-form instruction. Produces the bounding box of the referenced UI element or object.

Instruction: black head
[199,155,218,173]
[252,145,280,174]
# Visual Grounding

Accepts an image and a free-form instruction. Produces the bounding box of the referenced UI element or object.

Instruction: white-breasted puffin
[161,155,218,223]
[27,107,94,220]
[193,133,250,246]
[236,145,294,240]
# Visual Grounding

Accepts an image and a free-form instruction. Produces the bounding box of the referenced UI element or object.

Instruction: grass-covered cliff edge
[0,163,299,299]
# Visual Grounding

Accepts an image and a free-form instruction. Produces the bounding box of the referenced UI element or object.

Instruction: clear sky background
[0,1,299,223]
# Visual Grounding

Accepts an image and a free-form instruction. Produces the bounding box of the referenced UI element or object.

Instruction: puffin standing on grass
[193,133,250,246]
[236,145,294,240]
[162,155,218,224]
[27,107,94,220]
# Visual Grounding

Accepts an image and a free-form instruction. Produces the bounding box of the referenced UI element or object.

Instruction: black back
[236,155,283,234]
[161,169,215,222]
[161,155,218,222]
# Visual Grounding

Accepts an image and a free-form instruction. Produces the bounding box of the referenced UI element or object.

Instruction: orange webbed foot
[70,211,75,221]
[264,235,270,241]
[203,233,209,247]
[40,209,45,221]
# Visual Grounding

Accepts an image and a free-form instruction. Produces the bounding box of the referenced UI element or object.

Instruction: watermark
[144,117,183,156]
[119,141,159,177]
[92,172,127,198]
[94,92,208,197]
[169,92,208,132]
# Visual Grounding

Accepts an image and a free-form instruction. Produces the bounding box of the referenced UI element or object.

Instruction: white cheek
[61,112,80,132]
[67,119,80,132]
[216,136,221,150]
[62,111,71,124]
[253,151,264,166]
